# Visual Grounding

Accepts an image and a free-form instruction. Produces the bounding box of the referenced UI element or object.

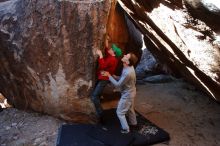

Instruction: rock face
[118,0,220,101]
[0,0,111,122]
[105,1,143,66]
[184,0,220,32]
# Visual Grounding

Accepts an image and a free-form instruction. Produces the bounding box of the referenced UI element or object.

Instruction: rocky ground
[136,80,220,146]
[1,79,220,146]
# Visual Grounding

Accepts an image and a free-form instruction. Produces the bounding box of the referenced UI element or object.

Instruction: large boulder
[0,0,111,122]
[184,0,220,32]
[118,0,220,101]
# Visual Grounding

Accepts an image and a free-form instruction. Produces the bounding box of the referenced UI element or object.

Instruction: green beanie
[112,44,122,57]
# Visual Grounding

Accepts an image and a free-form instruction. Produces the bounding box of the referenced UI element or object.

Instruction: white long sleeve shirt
[109,66,136,100]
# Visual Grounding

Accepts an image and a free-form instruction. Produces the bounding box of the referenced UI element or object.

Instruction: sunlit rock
[118,0,220,101]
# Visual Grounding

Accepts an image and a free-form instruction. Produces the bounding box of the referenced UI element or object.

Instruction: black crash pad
[90,109,170,146]
[88,125,135,146]
[56,109,170,146]
[56,124,106,146]
[132,112,170,146]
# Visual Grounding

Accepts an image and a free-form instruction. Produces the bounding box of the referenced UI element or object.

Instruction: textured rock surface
[184,0,220,32]
[106,1,143,64]
[0,0,143,122]
[118,0,220,101]
[0,0,111,122]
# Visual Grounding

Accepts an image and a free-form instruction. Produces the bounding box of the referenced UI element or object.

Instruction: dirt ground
[0,79,220,146]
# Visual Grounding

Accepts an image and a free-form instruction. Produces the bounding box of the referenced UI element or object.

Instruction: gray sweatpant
[117,97,137,131]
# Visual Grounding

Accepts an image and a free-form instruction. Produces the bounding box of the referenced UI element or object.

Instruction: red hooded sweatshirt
[97,47,118,80]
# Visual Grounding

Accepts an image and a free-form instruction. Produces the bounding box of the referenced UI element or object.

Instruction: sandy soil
[135,80,220,146]
[0,79,220,146]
